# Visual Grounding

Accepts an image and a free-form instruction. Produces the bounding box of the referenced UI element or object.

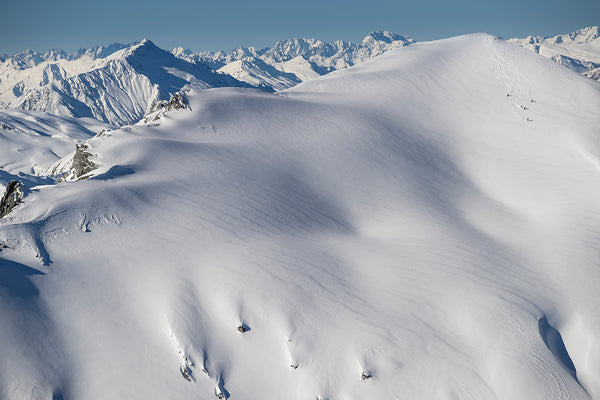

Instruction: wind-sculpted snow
[1,33,600,400]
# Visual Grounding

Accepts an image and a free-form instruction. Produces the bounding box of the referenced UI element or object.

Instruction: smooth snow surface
[1,34,600,400]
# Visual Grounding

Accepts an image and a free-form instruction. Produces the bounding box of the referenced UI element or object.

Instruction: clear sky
[1,0,598,55]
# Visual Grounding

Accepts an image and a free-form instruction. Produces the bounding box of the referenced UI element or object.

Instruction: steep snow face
[176,31,415,89]
[2,34,600,400]
[510,26,600,80]
[5,40,249,126]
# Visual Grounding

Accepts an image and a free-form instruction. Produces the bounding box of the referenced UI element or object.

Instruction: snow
[0,108,112,179]
[1,32,600,400]
[217,58,301,92]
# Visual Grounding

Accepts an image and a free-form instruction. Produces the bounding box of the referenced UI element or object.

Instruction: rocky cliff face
[0,180,23,218]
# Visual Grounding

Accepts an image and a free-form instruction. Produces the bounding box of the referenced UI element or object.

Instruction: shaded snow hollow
[0,33,600,400]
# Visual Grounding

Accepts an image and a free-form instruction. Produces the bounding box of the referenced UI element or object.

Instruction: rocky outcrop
[142,91,189,124]
[56,144,97,182]
[0,180,24,218]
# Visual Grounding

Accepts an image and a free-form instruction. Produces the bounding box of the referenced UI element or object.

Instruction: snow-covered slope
[217,57,301,92]
[1,33,600,400]
[176,31,414,90]
[510,26,600,80]
[4,40,249,126]
[0,109,112,178]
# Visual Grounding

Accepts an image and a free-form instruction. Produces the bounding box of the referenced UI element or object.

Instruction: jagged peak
[569,26,600,41]
[512,26,600,46]
[104,38,166,62]
[128,38,160,53]
[172,47,193,58]
[362,31,415,45]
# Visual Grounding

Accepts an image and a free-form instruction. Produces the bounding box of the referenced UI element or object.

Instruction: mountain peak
[105,38,164,61]
[131,38,159,52]
[172,46,193,58]
[570,26,600,42]
[362,31,415,46]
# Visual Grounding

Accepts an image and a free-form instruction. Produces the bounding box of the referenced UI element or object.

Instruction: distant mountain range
[0,27,598,126]
[172,31,415,91]
[0,40,248,126]
[509,26,600,80]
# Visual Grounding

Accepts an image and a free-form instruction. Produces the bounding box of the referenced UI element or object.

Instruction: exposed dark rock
[59,144,97,182]
[0,180,24,218]
[72,144,96,178]
[237,323,249,333]
[361,371,372,380]
[180,363,192,382]
[143,91,189,124]
[150,92,188,113]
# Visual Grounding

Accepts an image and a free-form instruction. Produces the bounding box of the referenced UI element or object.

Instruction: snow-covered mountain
[174,31,415,90]
[1,40,249,126]
[1,32,600,400]
[0,42,132,107]
[510,26,600,80]
[216,57,301,92]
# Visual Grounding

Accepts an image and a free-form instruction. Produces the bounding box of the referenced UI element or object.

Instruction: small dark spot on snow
[237,323,250,333]
[361,371,372,380]
[180,364,192,382]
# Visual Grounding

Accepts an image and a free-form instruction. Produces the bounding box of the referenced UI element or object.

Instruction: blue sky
[1,0,598,55]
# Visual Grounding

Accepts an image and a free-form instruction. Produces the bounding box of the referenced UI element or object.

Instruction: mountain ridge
[509,26,600,80]
[1,27,599,127]
[173,31,415,90]
[1,39,250,126]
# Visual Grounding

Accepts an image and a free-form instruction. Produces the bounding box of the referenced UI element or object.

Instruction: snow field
[0,33,599,399]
